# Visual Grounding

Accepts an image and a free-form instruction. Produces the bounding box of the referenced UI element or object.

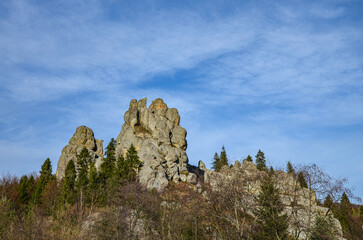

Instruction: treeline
[212,146,363,240]
[1,143,362,239]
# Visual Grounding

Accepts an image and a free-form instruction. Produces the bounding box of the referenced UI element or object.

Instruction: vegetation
[211,146,228,172]
[0,145,362,240]
[255,149,267,171]
[253,175,290,240]
[244,154,253,162]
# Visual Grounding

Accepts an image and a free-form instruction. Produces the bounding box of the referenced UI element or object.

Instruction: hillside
[1,98,362,240]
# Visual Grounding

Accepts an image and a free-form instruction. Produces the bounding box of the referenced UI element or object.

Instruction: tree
[298,172,308,188]
[338,192,352,233]
[323,194,334,210]
[253,176,290,239]
[287,161,295,174]
[100,138,116,181]
[212,152,220,171]
[115,155,126,180]
[255,149,267,171]
[76,147,92,210]
[33,158,54,204]
[124,144,141,181]
[88,161,99,210]
[244,155,253,162]
[76,147,91,189]
[310,216,337,240]
[61,160,76,204]
[19,175,30,204]
[212,146,228,172]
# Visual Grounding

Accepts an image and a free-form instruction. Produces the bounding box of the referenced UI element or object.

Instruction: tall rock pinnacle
[115,98,196,190]
[56,126,103,179]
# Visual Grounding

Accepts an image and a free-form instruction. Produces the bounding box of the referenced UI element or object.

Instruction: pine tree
[244,155,253,162]
[255,149,267,171]
[212,152,220,171]
[310,216,336,240]
[88,162,98,191]
[76,147,91,190]
[269,166,275,175]
[76,148,91,209]
[219,146,228,168]
[88,161,99,204]
[19,175,30,204]
[286,161,295,174]
[212,146,229,172]
[338,192,352,233]
[124,144,141,181]
[253,177,290,239]
[100,138,116,181]
[297,172,308,188]
[115,155,126,179]
[61,160,76,204]
[33,158,54,204]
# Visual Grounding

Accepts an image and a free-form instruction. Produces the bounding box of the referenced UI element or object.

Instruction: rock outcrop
[202,161,345,240]
[115,98,196,190]
[56,126,103,179]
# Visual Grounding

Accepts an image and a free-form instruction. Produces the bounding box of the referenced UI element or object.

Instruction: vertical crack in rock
[115,98,196,190]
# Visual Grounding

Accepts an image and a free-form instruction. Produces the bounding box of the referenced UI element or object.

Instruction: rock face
[203,161,345,240]
[56,126,103,179]
[115,98,195,190]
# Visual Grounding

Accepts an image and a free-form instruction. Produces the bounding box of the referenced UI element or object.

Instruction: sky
[0,0,362,199]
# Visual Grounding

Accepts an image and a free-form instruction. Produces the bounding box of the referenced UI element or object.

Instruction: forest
[1,140,362,240]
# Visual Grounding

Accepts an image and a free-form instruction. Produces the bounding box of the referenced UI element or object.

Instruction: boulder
[56,126,103,179]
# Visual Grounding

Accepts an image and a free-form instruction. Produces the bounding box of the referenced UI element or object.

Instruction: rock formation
[202,160,345,240]
[56,126,103,179]
[115,98,196,190]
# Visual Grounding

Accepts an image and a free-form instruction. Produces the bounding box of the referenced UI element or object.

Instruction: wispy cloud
[0,0,362,197]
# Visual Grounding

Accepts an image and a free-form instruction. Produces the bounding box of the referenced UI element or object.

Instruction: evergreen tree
[269,166,275,175]
[219,146,228,168]
[360,206,363,216]
[244,155,253,162]
[76,148,92,209]
[19,175,30,204]
[286,161,295,174]
[212,146,229,172]
[124,144,141,181]
[338,192,352,233]
[212,152,220,172]
[88,162,98,190]
[88,162,99,203]
[255,149,267,171]
[76,147,91,190]
[253,177,290,239]
[61,160,76,204]
[100,138,116,181]
[115,155,126,180]
[310,216,336,240]
[33,158,54,204]
[298,172,308,188]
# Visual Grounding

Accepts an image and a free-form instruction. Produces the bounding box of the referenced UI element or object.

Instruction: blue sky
[0,0,362,199]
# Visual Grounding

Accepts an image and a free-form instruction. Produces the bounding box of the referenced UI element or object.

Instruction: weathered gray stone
[115,98,192,190]
[203,160,345,240]
[56,126,103,179]
[198,160,206,170]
